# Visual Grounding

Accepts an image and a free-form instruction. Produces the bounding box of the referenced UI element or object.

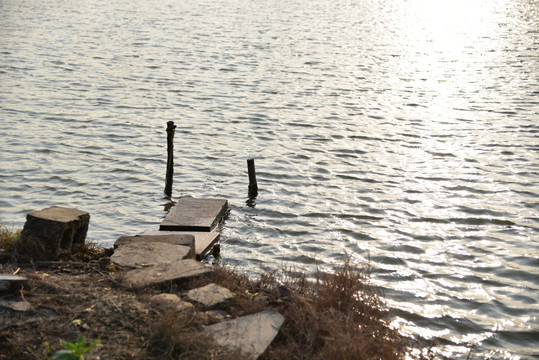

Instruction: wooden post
[164,121,176,197]
[247,158,258,197]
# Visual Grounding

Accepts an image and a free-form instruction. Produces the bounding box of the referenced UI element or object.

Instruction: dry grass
[0,236,424,359]
[148,310,247,360]
[220,261,409,360]
[0,224,20,250]
[179,261,414,360]
[277,265,407,360]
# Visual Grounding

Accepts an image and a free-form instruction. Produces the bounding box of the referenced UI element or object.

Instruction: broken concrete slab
[142,230,219,259]
[150,293,193,312]
[0,300,33,312]
[122,259,212,289]
[114,234,195,257]
[111,242,191,268]
[204,310,229,321]
[0,274,28,293]
[160,198,228,232]
[204,310,285,359]
[185,283,234,307]
[19,206,90,260]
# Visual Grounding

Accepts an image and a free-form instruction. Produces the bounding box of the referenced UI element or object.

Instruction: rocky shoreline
[0,202,425,359]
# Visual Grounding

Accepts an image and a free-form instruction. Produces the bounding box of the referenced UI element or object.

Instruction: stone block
[160,197,228,232]
[185,283,235,307]
[204,310,285,359]
[150,293,193,312]
[19,206,90,260]
[0,300,33,312]
[204,310,229,321]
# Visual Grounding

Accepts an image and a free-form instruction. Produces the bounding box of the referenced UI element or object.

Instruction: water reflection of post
[247,158,258,207]
[164,121,176,197]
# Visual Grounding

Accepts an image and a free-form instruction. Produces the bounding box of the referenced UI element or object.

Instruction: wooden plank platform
[160,197,228,232]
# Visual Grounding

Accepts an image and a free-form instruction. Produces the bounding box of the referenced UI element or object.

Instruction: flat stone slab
[28,206,88,223]
[142,230,219,259]
[185,283,234,307]
[150,293,193,312]
[204,310,285,359]
[0,300,33,312]
[20,206,90,260]
[0,274,28,293]
[114,234,194,248]
[204,310,229,321]
[122,259,212,289]
[160,198,228,232]
[111,242,192,268]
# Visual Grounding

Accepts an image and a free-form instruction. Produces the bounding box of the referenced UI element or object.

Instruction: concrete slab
[111,242,191,268]
[185,283,234,307]
[114,234,195,259]
[122,259,212,289]
[114,234,194,248]
[204,310,285,359]
[142,230,219,259]
[0,274,28,293]
[150,293,194,312]
[27,206,88,223]
[160,197,228,232]
[204,310,229,321]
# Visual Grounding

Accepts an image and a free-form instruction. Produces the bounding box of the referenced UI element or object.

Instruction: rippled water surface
[1,0,538,358]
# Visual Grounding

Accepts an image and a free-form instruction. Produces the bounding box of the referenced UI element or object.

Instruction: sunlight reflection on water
[1,0,538,358]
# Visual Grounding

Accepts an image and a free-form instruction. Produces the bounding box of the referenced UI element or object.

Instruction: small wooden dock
[108,197,285,359]
[160,197,228,232]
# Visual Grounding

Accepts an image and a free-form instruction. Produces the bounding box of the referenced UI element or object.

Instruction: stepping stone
[150,293,193,312]
[115,234,194,250]
[185,283,234,307]
[142,230,219,259]
[204,310,229,321]
[204,310,285,359]
[0,300,32,312]
[122,259,212,289]
[114,234,195,259]
[0,274,28,293]
[111,242,192,268]
[19,206,90,260]
[160,198,228,232]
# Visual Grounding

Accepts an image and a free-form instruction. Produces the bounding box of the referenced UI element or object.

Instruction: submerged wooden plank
[160,197,228,232]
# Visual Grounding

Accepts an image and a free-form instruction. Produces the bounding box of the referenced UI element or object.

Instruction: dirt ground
[0,244,425,360]
[1,258,160,359]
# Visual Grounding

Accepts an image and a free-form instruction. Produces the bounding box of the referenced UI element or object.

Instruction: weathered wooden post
[164,121,176,197]
[247,158,258,197]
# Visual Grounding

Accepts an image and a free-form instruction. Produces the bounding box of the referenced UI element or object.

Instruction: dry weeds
[0,235,425,359]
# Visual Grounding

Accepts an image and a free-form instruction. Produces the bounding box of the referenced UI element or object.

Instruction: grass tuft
[256,259,409,360]
[148,310,246,360]
[0,223,21,250]
[183,259,415,359]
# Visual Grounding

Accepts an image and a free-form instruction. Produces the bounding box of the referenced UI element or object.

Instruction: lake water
[1,0,538,358]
